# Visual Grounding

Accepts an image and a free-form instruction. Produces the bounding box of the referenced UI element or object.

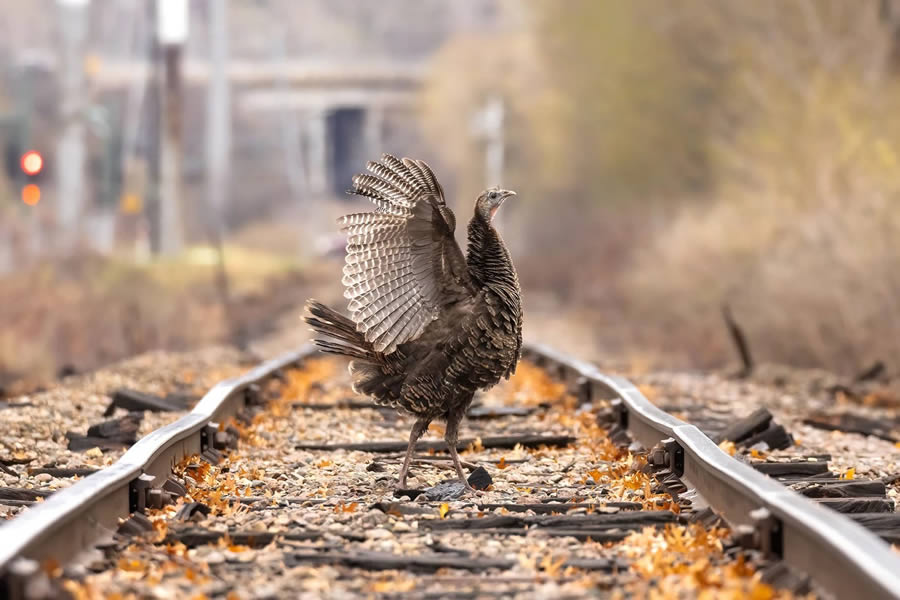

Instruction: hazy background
[2,0,899,389]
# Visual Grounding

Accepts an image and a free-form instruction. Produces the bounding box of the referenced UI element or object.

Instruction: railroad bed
[2,345,900,599]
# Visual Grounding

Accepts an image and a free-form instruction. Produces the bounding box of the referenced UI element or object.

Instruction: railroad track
[1,344,899,599]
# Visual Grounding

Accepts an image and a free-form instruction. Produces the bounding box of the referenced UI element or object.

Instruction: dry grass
[0,247,314,388]
[626,193,900,372]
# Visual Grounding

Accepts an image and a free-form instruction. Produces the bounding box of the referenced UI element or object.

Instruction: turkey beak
[502,190,517,201]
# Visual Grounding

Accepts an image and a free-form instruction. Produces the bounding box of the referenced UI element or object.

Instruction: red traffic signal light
[21,151,43,176]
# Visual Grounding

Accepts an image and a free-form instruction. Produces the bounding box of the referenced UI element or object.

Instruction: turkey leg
[444,412,478,492]
[396,417,430,489]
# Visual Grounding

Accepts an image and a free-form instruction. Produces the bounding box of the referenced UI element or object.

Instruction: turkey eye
[489,192,497,200]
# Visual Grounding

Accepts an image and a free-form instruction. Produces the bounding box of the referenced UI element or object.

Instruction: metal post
[156,0,188,254]
[55,0,90,250]
[483,96,505,189]
[471,95,506,225]
[206,0,230,226]
[205,0,243,348]
[144,0,162,254]
[273,26,307,203]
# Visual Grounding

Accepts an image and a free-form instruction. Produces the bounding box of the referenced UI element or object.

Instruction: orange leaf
[497,456,508,470]
[748,582,775,600]
[117,558,145,572]
[439,503,450,519]
[718,440,736,456]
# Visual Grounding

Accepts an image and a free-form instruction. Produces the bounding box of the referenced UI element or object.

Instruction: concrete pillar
[304,110,328,196]
[364,106,384,158]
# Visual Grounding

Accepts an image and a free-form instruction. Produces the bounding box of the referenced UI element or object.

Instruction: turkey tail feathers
[304,300,377,361]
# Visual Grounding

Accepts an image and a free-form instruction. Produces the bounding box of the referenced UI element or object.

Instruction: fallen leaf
[497,456,508,469]
[439,503,450,519]
[117,558,145,572]
[748,582,775,600]
[539,554,568,577]
[372,577,415,593]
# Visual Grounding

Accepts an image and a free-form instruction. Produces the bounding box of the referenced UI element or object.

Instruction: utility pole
[56,0,90,250]
[156,0,187,254]
[143,0,162,254]
[471,96,505,185]
[483,97,505,189]
[273,26,307,204]
[205,0,244,348]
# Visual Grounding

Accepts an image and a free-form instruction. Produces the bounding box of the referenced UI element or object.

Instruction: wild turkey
[305,154,523,491]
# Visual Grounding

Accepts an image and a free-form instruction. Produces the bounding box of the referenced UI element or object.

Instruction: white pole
[272,26,307,204]
[55,0,90,250]
[484,96,505,188]
[206,0,230,226]
[471,96,506,226]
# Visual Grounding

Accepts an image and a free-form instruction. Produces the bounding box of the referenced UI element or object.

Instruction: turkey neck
[466,212,519,298]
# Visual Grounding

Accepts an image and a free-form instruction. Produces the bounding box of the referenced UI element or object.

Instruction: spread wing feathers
[339,154,471,354]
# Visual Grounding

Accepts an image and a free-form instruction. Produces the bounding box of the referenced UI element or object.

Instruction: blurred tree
[627,0,900,371]
[423,0,900,372]
[422,0,723,209]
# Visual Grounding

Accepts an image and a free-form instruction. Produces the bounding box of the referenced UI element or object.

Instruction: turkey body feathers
[305,154,522,424]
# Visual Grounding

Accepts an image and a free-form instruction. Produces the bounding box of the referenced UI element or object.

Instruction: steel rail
[524,343,900,600]
[0,344,318,588]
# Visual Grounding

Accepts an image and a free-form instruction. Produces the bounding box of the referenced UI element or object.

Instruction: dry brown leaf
[539,554,568,577]
[372,577,416,593]
[718,440,736,456]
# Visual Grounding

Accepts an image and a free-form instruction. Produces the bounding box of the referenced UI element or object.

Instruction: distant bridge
[93,59,425,196]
